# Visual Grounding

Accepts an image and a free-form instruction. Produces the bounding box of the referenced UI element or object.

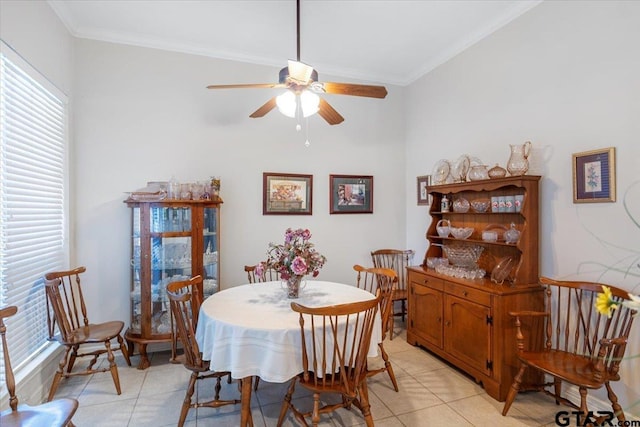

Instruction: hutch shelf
[407,175,543,401]
[124,197,222,369]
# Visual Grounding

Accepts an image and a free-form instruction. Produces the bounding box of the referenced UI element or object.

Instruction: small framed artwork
[263,172,313,215]
[572,147,616,203]
[329,174,373,214]
[417,175,432,205]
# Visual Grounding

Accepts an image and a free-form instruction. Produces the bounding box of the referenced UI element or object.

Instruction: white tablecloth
[195,280,381,383]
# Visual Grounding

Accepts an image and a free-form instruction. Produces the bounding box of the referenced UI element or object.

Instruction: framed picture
[329,174,373,214]
[263,172,313,215]
[417,175,432,205]
[572,147,616,203]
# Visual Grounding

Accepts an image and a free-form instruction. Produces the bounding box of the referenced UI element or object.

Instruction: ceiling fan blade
[207,83,286,90]
[249,97,278,118]
[318,82,388,99]
[318,98,344,125]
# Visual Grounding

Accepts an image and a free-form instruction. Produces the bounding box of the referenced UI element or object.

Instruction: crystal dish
[442,244,484,268]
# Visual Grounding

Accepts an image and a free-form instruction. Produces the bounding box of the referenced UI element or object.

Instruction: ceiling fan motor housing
[279,66,318,85]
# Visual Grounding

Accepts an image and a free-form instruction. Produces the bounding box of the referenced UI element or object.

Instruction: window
[0,41,68,379]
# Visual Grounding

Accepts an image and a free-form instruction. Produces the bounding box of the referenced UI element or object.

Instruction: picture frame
[572,147,616,203]
[329,174,373,214]
[263,172,313,215]
[417,175,432,205]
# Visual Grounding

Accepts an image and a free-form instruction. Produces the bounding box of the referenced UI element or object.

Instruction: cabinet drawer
[409,272,444,291]
[445,282,490,306]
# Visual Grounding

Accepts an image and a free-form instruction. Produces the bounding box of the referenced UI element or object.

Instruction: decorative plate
[432,159,451,185]
[452,155,470,182]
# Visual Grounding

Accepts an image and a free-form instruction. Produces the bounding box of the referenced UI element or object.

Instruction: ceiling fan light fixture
[276,90,319,119]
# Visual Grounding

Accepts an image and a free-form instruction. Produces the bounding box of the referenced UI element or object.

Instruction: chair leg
[401,300,406,323]
[554,378,562,405]
[178,372,198,427]
[67,345,79,373]
[357,380,374,427]
[388,312,394,341]
[117,334,132,366]
[378,342,399,392]
[502,363,527,416]
[276,380,296,427]
[311,392,321,426]
[48,346,71,401]
[254,376,260,391]
[605,381,626,422]
[104,340,122,395]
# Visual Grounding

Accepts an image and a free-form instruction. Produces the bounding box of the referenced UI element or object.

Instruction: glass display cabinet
[124,197,222,369]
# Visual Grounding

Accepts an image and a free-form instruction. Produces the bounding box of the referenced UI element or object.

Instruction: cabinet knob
[462,291,468,297]
[445,321,451,326]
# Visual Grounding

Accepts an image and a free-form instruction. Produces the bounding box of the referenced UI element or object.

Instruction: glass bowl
[452,197,470,213]
[471,199,491,213]
[450,227,474,240]
[442,244,484,267]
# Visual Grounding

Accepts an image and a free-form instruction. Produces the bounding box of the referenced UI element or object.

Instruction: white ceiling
[48,0,542,86]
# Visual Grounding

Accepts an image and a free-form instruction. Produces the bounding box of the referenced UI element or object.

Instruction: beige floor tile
[71,398,136,426]
[77,370,145,407]
[397,403,474,427]
[369,372,442,415]
[387,346,449,375]
[413,366,484,402]
[129,388,196,427]
[447,394,539,427]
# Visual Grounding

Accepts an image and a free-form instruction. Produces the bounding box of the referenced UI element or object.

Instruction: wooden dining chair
[502,277,637,424]
[44,266,131,401]
[353,264,399,392]
[244,263,278,283]
[370,249,414,339]
[1,305,79,427]
[276,293,381,427]
[167,276,240,427]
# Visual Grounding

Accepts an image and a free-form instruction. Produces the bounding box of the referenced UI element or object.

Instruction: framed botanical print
[572,147,616,203]
[417,175,431,205]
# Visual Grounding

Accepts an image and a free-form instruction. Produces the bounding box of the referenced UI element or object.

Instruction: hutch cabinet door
[408,280,443,349]
[444,294,492,377]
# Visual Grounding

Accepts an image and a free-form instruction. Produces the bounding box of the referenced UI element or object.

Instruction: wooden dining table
[195,280,382,426]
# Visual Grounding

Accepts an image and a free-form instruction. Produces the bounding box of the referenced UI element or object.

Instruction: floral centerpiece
[256,228,327,298]
[595,286,640,318]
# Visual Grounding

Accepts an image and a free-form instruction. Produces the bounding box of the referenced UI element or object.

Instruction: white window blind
[0,41,68,379]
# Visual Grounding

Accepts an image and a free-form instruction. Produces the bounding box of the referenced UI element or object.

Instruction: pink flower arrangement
[256,228,326,280]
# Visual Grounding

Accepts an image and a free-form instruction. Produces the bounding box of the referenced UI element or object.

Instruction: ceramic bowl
[436,219,451,237]
[450,227,474,240]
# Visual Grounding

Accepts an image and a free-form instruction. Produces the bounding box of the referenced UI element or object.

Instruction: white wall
[72,39,406,326]
[405,0,640,416]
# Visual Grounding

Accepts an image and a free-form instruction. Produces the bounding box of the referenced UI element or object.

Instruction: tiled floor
[55,323,564,426]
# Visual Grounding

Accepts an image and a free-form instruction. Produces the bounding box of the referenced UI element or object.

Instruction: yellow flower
[595,286,619,318]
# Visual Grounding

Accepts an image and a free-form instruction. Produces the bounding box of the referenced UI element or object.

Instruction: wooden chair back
[45,266,89,342]
[244,264,278,283]
[353,265,397,340]
[537,277,635,374]
[370,249,414,295]
[291,294,381,397]
[167,276,205,371]
[1,305,78,427]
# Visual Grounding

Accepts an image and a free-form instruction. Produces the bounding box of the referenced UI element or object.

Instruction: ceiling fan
[206,0,387,125]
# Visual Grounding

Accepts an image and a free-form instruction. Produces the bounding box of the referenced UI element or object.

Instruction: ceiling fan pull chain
[304,116,311,147]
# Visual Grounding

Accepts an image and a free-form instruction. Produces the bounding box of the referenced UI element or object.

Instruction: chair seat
[519,350,608,389]
[0,399,78,427]
[56,321,125,345]
[297,370,358,395]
